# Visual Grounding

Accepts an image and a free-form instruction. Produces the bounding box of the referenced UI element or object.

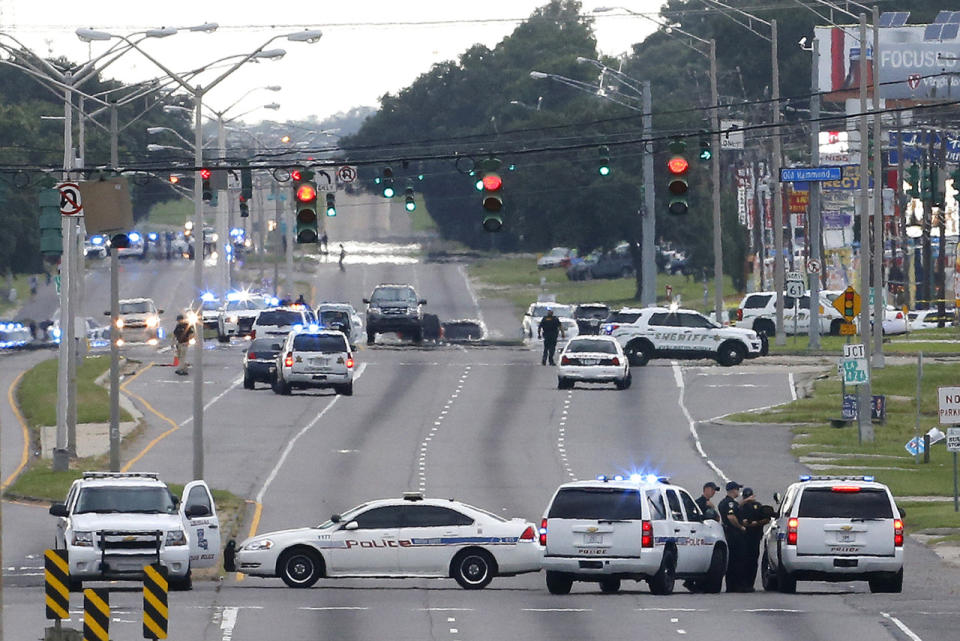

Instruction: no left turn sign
[57,182,83,216]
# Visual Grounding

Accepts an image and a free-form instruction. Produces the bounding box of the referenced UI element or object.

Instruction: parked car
[566,247,634,280]
[537,247,573,269]
[573,303,611,335]
[908,307,957,330]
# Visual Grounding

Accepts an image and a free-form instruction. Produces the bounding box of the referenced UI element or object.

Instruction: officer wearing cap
[739,487,770,592]
[717,481,748,592]
[696,481,721,522]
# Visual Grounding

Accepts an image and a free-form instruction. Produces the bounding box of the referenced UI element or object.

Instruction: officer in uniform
[739,487,770,592]
[537,309,565,366]
[695,481,721,521]
[717,481,748,592]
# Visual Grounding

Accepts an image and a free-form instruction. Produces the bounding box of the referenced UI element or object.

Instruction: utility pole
[808,37,823,349]
[192,88,205,480]
[273,181,281,297]
[285,185,294,297]
[109,100,121,471]
[642,80,656,305]
[871,5,885,368]
[857,14,874,443]
[896,111,911,310]
[710,39,723,322]
[771,19,786,346]
[922,130,933,310]
[938,122,948,325]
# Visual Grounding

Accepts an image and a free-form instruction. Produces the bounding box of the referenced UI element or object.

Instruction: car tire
[243,375,255,390]
[868,569,903,593]
[557,378,573,390]
[68,576,83,593]
[273,376,291,396]
[758,331,769,357]
[701,545,727,593]
[169,570,192,591]
[278,548,323,588]
[717,341,745,367]
[776,561,797,594]
[217,332,229,344]
[336,382,354,396]
[625,340,652,367]
[760,553,779,592]
[599,577,621,594]
[545,571,574,595]
[615,373,632,390]
[451,549,495,590]
[648,549,676,595]
[366,330,376,345]
[754,319,776,339]
[412,328,423,344]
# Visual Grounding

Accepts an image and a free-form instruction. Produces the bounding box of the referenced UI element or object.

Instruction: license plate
[584,533,604,545]
[310,357,330,366]
[837,532,855,543]
[581,359,599,366]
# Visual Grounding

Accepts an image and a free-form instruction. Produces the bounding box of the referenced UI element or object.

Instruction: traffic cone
[173,355,179,367]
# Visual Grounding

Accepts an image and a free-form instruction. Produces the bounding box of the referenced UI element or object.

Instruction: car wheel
[545,571,573,595]
[625,340,651,367]
[760,553,778,592]
[868,569,903,593]
[584,269,594,281]
[717,342,745,367]
[451,549,495,590]
[776,560,796,594]
[754,319,776,339]
[648,549,676,595]
[366,330,376,345]
[68,576,83,593]
[412,329,423,344]
[336,382,354,396]
[758,331,769,357]
[278,548,323,588]
[558,378,573,390]
[701,545,727,593]
[243,375,255,390]
[599,577,621,593]
[615,373,632,390]
[169,570,192,591]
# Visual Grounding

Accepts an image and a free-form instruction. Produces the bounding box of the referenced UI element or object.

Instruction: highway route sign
[786,281,805,298]
[844,343,865,359]
[806,259,821,274]
[840,357,869,385]
[57,182,83,216]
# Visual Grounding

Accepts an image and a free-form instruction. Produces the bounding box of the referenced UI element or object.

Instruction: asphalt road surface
[2,195,957,641]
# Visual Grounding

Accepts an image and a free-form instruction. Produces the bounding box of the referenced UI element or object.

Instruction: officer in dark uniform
[537,309,565,366]
[717,481,748,592]
[739,487,770,592]
[695,481,721,522]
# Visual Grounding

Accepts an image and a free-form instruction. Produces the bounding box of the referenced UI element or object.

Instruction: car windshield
[119,302,153,314]
[566,339,617,354]
[575,306,610,320]
[226,299,266,312]
[548,487,645,520]
[607,311,641,323]
[316,502,371,529]
[199,300,219,311]
[256,310,302,326]
[371,287,418,304]
[249,339,281,353]
[797,487,893,519]
[319,310,350,326]
[74,486,177,514]
[532,305,574,318]
[293,334,348,353]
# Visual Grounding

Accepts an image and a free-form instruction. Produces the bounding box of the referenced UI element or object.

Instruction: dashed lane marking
[419,366,470,492]
[556,391,576,480]
[672,363,727,483]
[881,612,924,641]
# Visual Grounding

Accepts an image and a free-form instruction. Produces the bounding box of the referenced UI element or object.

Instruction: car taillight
[539,518,548,546]
[284,352,293,367]
[896,312,903,320]
[247,352,256,360]
[611,356,619,366]
[831,486,861,492]
[736,308,743,321]
[250,330,256,339]
[520,526,535,541]
[787,517,799,545]
[560,356,570,365]
[894,519,904,547]
[641,520,653,548]
[345,356,354,369]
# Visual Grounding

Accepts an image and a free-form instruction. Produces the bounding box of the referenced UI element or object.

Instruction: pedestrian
[739,487,770,592]
[695,481,722,521]
[45,272,52,286]
[29,275,38,297]
[320,231,328,254]
[338,243,346,271]
[537,308,565,366]
[173,314,195,376]
[717,481,748,592]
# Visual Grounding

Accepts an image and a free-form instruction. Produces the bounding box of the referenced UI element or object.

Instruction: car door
[678,490,712,570]
[327,505,402,575]
[664,490,697,573]
[179,481,221,569]
[396,505,476,575]
[647,311,681,354]
[678,312,717,353]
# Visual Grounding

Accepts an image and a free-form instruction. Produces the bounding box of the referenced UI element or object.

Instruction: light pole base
[52,448,70,472]
[872,352,885,369]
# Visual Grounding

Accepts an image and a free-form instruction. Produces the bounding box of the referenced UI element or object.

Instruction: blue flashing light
[629,474,643,483]
[128,231,142,243]
[148,232,158,241]
[613,475,624,482]
[230,227,244,237]
[799,475,811,482]
[596,474,607,482]
[269,297,280,306]
[91,236,105,246]
[307,323,320,332]
[645,474,659,484]
[226,291,247,302]
[200,292,217,302]
[52,327,62,339]
[225,244,233,254]
[862,475,875,482]
[292,323,303,331]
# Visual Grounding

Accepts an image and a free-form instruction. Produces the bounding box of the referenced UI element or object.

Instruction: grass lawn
[17,355,132,428]
[147,198,192,227]
[765,326,960,356]
[468,255,739,317]
[408,197,437,233]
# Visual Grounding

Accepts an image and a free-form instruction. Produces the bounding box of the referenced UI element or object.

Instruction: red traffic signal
[296,184,317,202]
[291,169,302,182]
[481,174,503,191]
[199,168,211,180]
[667,157,689,175]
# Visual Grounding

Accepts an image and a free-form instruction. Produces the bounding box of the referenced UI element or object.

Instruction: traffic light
[404,185,416,212]
[325,192,336,217]
[294,179,318,243]
[698,130,712,162]
[479,158,503,232]
[842,288,856,318]
[381,167,395,198]
[666,138,689,216]
[598,146,611,176]
[200,168,212,201]
[38,188,62,258]
[931,164,943,207]
[238,195,249,218]
[906,163,920,199]
[169,174,180,184]
[240,161,252,201]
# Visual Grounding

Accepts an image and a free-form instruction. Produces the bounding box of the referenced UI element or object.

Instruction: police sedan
[225,493,541,589]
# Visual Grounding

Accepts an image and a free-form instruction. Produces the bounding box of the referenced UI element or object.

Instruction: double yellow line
[2,370,31,491]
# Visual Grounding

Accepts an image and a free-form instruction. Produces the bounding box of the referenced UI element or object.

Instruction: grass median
[16,355,132,428]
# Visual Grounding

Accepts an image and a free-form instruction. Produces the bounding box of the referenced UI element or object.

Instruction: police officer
[173,314,195,376]
[696,481,721,522]
[739,487,770,592]
[717,481,748,592]
[537,308,565,366]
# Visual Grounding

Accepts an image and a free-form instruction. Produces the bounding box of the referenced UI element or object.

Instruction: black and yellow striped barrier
[142,563,168,640]
[44,549,70,620]
[83,588,110,641]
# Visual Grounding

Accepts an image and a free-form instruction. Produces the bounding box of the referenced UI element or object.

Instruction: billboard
[815,24,960,102]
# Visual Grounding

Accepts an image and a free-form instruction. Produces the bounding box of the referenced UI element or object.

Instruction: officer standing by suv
[718,481,748,591]
[739,487,770,592]
[537,309,565,366]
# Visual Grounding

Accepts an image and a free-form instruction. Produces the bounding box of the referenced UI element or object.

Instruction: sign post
[939,387,960,512]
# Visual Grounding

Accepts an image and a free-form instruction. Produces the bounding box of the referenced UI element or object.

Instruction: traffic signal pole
[193,89,206,479]
[642,81,656,306]
[109,101,121,471]
[772,20,786,346]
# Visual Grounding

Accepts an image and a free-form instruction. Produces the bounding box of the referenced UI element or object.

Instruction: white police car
[217,292,272,342]
[761,475,904,593]
[225,493,541,589]
[556,335,631,390]
[540,474,727,594]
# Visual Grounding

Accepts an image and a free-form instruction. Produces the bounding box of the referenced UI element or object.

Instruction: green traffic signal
[698,131,712,162]
[325,192,337,217]
[381,167,394,198]
[598,145,611,176]
[404,186,416,212]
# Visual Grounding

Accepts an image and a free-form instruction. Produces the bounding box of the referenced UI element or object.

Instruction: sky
[0,0,663,124]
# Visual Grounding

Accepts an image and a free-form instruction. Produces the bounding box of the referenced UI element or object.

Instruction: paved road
[3,195,957,641]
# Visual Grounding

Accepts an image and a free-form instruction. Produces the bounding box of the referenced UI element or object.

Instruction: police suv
[48,472,220,591]
[603,306,763,367]
[539,475,727,594]
[273,328,356,396]
[761,475,904,594]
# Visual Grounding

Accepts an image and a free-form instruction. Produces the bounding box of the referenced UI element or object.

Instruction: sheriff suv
[363,284,426,344]
[602,306,763,367]
[48,472,221,591]
[114,298,162,345]
[761,475,904,594]
[540,474,727,595]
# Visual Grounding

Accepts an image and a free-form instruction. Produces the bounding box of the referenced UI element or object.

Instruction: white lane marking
[256,364,367,503]
[458,264,487,335]
[671,618,679,623]
[788,372,797,401]
[450,629,458,634]
[556,390,576,480]
[882,612,924,641]
[416,608,473,612]
[447,617,456,622]
[635,608,706,612]
[179,377,243,426]
[419,366,470,492]
[703,384,767,388]
[677,630,686,635]
[522,608,593,612]
[299,607,369,611]
[739,608,805,613]
[672,363,727,482]
[220,606,238,641]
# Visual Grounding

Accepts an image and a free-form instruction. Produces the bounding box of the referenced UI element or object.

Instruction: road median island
[722,359,960,560]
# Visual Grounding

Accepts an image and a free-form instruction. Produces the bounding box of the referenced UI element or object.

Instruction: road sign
[844,343,865,359]
[831,285,861,321]
[44,549,69,620]
[337,165,357,183]
[786,270,803,282]
[720,119,744,150]
[779,166,842,182]
[840,357,869,385]
[839,321,857,335]
[938,387,960,424]
[56,182,83,216]
[947,427,960,452]
[786,281,805,298]
[806,258,821,274]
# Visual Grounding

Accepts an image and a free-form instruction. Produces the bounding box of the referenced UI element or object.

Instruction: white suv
[539,475,727,594]
[736,290,845,337]
[250,306,314,341]
[761,475,904,594]
[603,306,763,367]
[273,329,356,396]
[48,472,221,591]
[114,298,162,345]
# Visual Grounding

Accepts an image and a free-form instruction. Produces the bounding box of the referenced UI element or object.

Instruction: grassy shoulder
[147,198,192,228]
[0,273,48,316]
[408,196,437,233]
[17,355,132,428]
[468,254,740,316]
[765,326,960,356]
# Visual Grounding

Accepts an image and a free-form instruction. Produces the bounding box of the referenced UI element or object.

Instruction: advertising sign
[888,131,960,164]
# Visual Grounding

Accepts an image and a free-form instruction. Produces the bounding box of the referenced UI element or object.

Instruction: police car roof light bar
[799,474,875,482]
[82,472,160,479]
